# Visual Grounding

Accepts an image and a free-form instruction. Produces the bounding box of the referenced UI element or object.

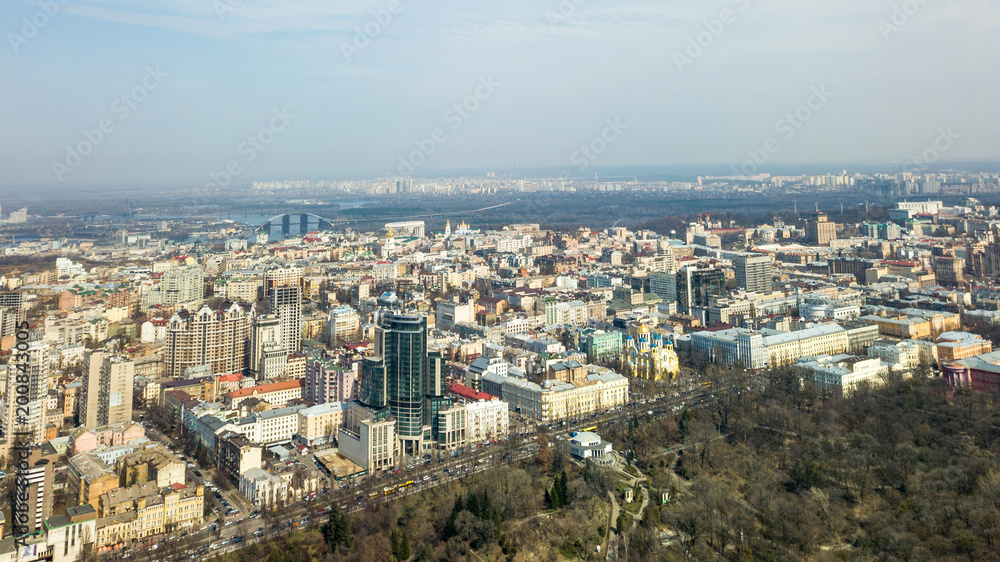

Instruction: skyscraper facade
[16,446,58,534]
[1,339,50,443]
[735,254,773,294]
[359,313,445,457]
[165,303,251,377]
[80,351,134,428]
[269,285,302,354]
[249,314,284,379]
[676,266,727,314]
[263,266,303,292]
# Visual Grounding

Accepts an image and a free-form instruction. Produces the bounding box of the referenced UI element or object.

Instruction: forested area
[214,370,1000,561]
[642,371,1000,560]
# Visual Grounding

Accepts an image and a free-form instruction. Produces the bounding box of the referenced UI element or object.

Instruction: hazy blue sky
[2,0,998,187]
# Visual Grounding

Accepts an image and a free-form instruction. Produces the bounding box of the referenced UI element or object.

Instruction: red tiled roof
[227,378,304,399]
[449,383,494,402]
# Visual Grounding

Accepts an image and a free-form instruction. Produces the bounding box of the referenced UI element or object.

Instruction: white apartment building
[263,266,303,290]
[141,266,205,308]
[240,468,289,507]
[326,306,361,345]
[500,368,629,423]
[552,301,591,326]
[56,257,87,279]
[691,324,850,370]
[795,354,890,397]
[435,301,474,330]
[250,404,306,445]
[373,261,398,282]
[867,339,937,373]
[464,400,509,442]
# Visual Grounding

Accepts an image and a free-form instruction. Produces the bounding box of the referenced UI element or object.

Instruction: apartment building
[795,354,890,397]
[225,378,305,410]
[305,359,356,404]
[164,303,251,377]
[98,481,204,538]
[216,432,263,484]
[936,331,993,362]
[499,368,629,423]
[464,400,509,442]
[297,402,346,446]
[80,352,134,429]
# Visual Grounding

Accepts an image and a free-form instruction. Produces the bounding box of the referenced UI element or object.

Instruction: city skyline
[3,0,999,187]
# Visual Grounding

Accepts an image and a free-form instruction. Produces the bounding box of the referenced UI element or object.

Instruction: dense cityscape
[0,173,998,559]
[5,1,1000,560]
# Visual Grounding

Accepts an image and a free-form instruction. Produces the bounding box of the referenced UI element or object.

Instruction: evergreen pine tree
[323,509,352,552]
[390,529,401,560]
[550,482,562,508]
[679,406,691,437]
[559,470,570,505]
[443,495,463,539]
[467,493,481,518]
[543,488,552,508]
[335,510,352,549]
[481,489,491,516]
[399,532,411,560]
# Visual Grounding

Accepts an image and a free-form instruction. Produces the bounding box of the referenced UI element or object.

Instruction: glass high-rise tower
[359,313,445,457]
